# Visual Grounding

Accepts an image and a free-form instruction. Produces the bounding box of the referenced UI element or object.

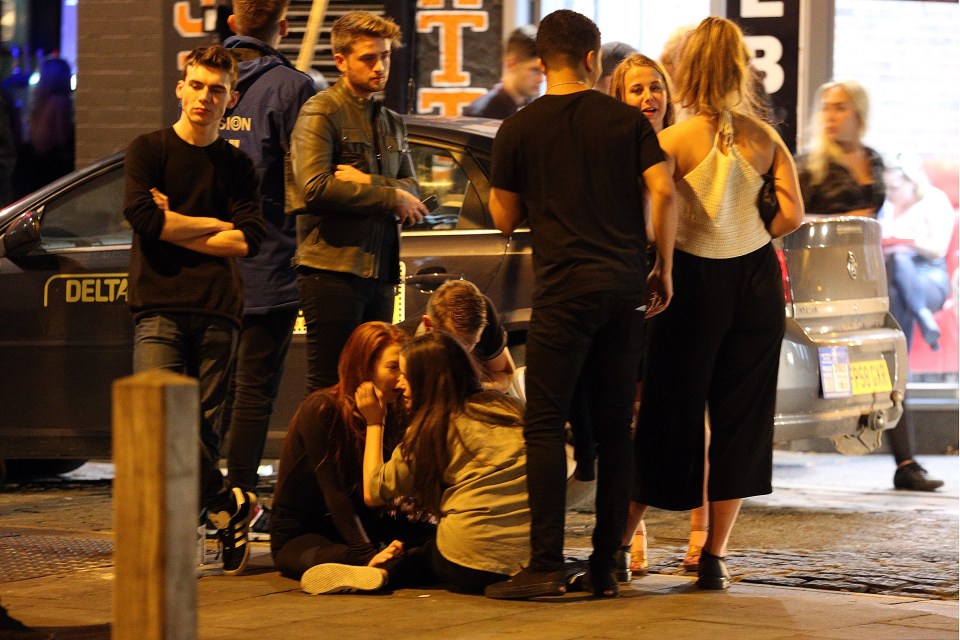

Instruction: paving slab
[2,452,957,638]
[2,551,957,640]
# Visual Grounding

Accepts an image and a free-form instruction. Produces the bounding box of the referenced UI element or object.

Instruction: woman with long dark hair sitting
[359,331,531,594]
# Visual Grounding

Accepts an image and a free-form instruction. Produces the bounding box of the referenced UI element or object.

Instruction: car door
[398,138,534,336]
[0,160,131,459]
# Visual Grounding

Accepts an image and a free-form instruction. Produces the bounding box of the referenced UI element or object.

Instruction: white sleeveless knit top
[674,111,772,259]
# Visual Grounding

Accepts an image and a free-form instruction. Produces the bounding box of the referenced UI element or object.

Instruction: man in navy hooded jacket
[220,0,320,498]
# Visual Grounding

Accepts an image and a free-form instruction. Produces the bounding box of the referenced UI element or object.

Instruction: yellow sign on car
[850,359,893,395]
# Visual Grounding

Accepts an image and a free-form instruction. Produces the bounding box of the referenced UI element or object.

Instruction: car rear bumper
[774,318,907,443]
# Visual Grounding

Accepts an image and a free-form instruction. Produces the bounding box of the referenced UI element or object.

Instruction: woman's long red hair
[323,321,407,481]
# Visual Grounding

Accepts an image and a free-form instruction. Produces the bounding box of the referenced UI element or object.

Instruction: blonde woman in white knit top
[632,17,803,591]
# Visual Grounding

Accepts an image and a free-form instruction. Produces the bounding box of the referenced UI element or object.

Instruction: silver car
[776,216,906,454]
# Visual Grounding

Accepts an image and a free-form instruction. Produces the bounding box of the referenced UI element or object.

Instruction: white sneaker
[300,563,386,595]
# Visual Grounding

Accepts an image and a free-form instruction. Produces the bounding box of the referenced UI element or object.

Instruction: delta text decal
[43,274,129,307]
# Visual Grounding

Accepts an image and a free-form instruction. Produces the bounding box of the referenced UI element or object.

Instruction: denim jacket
[289,78,419,280]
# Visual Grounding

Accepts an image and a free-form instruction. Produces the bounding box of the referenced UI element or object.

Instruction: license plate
[819,347,892,398]
[850,359,893,395]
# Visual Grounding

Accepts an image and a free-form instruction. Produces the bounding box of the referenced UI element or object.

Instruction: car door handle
[405,272,463,293]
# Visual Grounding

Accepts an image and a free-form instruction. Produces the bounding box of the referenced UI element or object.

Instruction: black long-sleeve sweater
[123,127,266,324]
[271,390,405,565]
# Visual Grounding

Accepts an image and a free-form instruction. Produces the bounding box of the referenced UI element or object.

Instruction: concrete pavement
[1,451,957,639]
[2,550,957,640]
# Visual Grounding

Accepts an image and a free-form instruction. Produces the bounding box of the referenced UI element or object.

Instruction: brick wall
[75,0,166,167]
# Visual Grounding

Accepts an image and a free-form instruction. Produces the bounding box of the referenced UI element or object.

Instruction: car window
[407,144,474,231]
[38,167,129,251]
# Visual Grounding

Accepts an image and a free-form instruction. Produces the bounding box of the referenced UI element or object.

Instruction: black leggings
[425,539,510,594]
[273,525,504,593]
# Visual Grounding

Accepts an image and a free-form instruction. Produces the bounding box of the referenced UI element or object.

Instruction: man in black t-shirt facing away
[483,10,676,600]
[417,279,516,393]
[123,45,266,577]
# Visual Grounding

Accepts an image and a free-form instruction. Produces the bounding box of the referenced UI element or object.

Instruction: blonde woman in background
[798,81,944,492]
[797,79,884,216]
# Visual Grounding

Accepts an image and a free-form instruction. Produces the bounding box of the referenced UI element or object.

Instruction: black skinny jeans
[271,505,436,587]
[272,506,506,593]
[296,269,396,392]
[523,290,645,574]
[224,307,299,494]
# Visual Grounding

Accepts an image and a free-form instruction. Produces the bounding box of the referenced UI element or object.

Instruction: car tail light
[776,248,792,315]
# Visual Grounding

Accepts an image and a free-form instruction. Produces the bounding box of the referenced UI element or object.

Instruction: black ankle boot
[697,550,731,590]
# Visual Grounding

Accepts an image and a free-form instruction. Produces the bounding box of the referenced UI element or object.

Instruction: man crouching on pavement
[418,279,517,394]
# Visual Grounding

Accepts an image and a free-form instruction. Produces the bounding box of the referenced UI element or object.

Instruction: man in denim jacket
[290,10,427,391]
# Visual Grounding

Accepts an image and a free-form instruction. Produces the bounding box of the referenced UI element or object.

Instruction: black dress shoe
[894,461,944,491]
[484,567,567,599]
[697,550,731,590]
[568,569,619,598]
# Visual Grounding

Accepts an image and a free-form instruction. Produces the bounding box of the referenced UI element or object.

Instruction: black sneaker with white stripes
[206,487,256,576]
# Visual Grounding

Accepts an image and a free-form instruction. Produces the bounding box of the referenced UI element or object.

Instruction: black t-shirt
[797,146,885,216]
[491,90,664,306]
[271,390,404,564]
[464,83,523,119]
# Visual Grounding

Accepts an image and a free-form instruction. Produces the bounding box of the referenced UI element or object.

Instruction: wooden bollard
[112,370,198,640]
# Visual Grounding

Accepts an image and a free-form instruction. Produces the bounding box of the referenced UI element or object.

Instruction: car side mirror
[0,211,42,258]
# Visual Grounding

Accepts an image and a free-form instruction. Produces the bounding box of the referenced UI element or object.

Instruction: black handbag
[758,172,777,230]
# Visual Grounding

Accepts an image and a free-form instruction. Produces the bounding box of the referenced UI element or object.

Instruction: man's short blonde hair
[331,11,402,56]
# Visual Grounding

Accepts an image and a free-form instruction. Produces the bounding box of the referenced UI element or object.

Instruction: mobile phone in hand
[421,194,440,212]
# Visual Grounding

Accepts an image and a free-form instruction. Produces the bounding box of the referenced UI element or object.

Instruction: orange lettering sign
[418,0,484,6]
[417,11,489,87]
[418,88,487,116]
[173,0,216,38]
